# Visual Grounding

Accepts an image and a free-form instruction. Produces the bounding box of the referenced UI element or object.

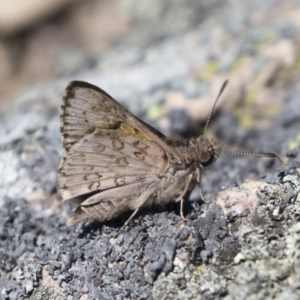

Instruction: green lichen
[253,29,276,51]
[233,87,281,129]
[295,53,300,71]
[199,60,218,81]
[287,133,300,151]
[147,103,167,120]
[229,56,250,76]
[153,171,300,300]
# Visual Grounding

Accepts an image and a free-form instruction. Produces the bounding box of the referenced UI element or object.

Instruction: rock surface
[1,0,300,299]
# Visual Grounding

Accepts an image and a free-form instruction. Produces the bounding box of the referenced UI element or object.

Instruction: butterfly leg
[179,174,193,221]
[196,168,209,203]
[115,208,139,237]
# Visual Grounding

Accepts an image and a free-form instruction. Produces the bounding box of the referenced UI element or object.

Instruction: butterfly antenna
[204,79,229,135]
[221,150,283,163]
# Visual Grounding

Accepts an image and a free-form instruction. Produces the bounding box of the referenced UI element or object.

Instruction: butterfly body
[57,80,281,233]
[58,81,221,226]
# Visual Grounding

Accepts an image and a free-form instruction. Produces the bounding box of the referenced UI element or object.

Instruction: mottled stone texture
[1,0,300,299]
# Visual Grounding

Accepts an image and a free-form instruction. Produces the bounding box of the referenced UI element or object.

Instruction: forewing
[60,80,182,163]
[58,130,167,201]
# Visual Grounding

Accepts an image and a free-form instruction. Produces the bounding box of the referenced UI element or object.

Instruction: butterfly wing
[58,81,175,223]
[67,180,159,224]
[58,130,167,200]
[59,81,182,163]
[58,130,166,223]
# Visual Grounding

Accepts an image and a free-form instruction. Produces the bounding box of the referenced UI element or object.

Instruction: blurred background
[1,2,300,298]
[0,0,300,148]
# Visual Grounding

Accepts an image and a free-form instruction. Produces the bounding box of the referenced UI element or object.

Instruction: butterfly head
[195,135,221,168]
[191,80,227,168]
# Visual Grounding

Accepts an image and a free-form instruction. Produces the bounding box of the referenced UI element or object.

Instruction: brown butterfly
[57,80,281,234]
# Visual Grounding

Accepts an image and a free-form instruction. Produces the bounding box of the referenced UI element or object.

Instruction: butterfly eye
[199,151,214,167]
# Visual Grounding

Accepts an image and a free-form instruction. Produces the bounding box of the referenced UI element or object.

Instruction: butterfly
[57,80,280,234]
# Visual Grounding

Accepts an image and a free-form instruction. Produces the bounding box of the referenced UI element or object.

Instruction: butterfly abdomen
[68,198,130,224]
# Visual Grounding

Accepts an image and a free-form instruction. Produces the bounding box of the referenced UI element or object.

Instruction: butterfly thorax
[153,135,221,204]
[166,135,221,171]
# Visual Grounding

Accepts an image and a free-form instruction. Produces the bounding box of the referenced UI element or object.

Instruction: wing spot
[84,173,102,181]
[113,139,124,150]
[133,140,148,150]
[93,97,112,112]
[82,165,94,171]
[91,104,102,112]
[134,151,145,161]
[116,157,128,167]
[115,177,125,186]
[89,181,101,190]
[93,144,105,153]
